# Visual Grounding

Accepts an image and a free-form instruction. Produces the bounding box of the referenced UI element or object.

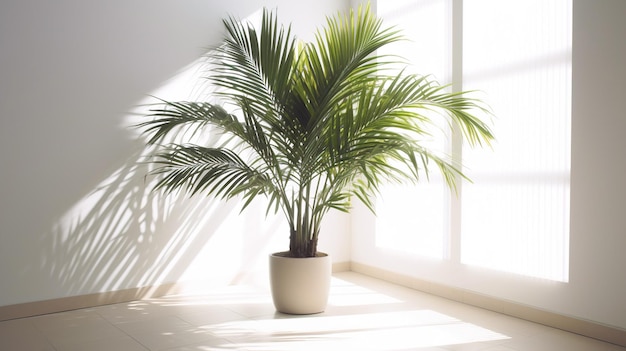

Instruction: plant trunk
[307,237,318,257]
[289,227,318,258]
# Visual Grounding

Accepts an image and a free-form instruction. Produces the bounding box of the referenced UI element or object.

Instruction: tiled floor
[1,272,624,351]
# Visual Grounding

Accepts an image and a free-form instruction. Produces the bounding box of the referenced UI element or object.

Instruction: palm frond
[139,3,494,258]
[139,100,234,145]
[296,4,403,127]
[150,146,272,201]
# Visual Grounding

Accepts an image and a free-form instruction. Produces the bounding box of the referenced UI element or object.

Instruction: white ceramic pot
[269,252,331,314]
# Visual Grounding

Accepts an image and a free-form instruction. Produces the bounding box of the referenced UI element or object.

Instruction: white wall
[0,0,350,307]
[352,0,626,330]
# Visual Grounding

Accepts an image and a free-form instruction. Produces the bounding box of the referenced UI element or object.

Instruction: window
[374,0,572,282]
[375,0,451,260]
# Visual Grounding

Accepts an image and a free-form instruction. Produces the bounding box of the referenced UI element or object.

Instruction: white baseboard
[0,282,178,322]
[350,262,626,347]
[0,261,351,322]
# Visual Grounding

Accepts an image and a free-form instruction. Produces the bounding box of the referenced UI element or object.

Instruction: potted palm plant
[139,4,493,314]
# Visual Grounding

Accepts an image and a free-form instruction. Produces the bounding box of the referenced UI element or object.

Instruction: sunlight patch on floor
[206,310,509,351]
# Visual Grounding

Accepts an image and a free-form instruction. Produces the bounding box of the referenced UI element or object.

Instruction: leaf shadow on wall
[35,144,282,303]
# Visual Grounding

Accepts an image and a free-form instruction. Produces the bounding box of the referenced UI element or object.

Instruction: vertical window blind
[460,0,572,281]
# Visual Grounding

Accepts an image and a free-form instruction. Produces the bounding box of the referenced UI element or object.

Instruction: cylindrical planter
[269,252,332,314]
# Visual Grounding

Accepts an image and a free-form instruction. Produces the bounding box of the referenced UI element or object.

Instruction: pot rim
[270,251,329,258]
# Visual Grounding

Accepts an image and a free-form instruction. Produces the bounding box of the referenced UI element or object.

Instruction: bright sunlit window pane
[376,182,447,258]
[460,0,572,281]
[374,0,450,258]
[372,0,571,280]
